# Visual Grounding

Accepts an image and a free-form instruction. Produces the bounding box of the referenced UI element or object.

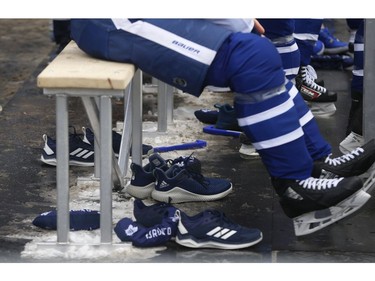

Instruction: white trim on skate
[293,189,371,236]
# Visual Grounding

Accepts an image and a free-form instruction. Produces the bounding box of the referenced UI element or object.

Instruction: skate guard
[293,189,371,236]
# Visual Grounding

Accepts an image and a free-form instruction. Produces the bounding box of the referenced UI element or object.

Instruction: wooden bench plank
[37,41,135,90]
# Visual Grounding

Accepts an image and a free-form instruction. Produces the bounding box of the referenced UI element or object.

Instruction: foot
[272,176,369,236]
[316,139,375,178]
[295,65,337,103]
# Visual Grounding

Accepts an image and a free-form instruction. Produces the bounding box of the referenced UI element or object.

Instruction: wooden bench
[37,40,143,245]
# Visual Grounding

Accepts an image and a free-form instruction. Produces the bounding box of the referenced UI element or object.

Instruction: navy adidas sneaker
[40,132,94,167]
[175,209,263,249]
[82,127,153,157]
[32,209,100,231]
[133,199,178,236]
[152,164,233,203]
[168,153,202,175]
[126,153,169,199]
[114,216,177,247]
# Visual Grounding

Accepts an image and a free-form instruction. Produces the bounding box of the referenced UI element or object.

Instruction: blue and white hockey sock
[285,80,332,160]
[235,89,313,179]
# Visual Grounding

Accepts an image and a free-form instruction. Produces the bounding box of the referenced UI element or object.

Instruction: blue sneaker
[168,153,202,175]
[133,199,178,236]
[215,103,241,131]
[313,40,325,56]
[175,209,263,249]
[127,153,202,199]
[82,127,153,157]
[152,164,233,203]
[114,216,177,247]
[319,27,349,55]
[41,129,95,167]
[126,153,168,199]
[32,209,100,230]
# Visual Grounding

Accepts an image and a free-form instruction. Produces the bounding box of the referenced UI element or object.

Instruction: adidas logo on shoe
[159,180,169,189]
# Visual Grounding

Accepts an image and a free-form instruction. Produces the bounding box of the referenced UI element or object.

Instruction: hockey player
[70,19,375,236]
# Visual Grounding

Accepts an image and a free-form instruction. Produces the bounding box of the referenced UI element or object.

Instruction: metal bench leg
[131,69,143,166]
[117,85,132,177]
[99,95,113,243]
[55,94,70,243]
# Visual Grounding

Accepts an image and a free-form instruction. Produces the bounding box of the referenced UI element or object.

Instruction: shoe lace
[301,66,327,93]
[324,147,364,166]
[188,169,210,188]
[206,209,234,227]
[298,177,344,190]
[167,152,202,173]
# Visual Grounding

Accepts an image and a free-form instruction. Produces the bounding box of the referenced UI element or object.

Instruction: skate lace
[302,65,326,93]
[298,177,343,190]
[324,147,364,166]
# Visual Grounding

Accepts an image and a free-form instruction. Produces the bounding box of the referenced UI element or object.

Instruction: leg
[206,32,369,235]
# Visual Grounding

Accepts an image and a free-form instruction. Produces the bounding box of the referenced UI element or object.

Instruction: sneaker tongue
[170,165,184,177]
[149,154,166,169]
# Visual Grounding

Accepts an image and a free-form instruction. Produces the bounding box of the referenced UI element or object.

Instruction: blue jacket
[71,19,231,97]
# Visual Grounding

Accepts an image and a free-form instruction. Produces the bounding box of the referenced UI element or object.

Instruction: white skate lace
[301,65,327,94]
[298,177,344,190]
[324,147,364,166]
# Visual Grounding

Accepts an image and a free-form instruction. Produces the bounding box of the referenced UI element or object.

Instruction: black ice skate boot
[295,65,338,103]
[272,176,370,236]
[295,65,337,117]
[315,139,375,178]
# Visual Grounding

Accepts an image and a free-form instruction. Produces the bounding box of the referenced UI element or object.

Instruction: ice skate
[292,189,370,236]
[315,139,375,178]
[295,65,337,117]
[272,176,369,236]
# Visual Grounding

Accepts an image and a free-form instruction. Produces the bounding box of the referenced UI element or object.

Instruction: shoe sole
[40,156,94,167]
[175,233,263,250]
[126,183,155,199]
[151,185,233,203]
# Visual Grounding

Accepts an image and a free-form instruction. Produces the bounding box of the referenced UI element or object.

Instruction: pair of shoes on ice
[114,199,262,249]
[126,153,233,203]
[272,139,375,236]
[41,126,153,166]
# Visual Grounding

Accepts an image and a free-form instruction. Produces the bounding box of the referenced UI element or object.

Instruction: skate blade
[361,164,375,193]
[293,189,371,236]
[307,102,336,118]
